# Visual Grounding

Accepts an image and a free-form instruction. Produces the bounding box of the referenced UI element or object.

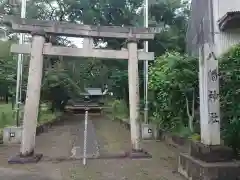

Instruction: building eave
[218,11,240,31]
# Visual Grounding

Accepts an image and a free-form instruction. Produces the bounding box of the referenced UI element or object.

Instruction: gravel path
[70,116,184,180]
[0,114,184,180]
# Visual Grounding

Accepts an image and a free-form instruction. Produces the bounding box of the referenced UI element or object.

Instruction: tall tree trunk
[186,91,195,132]
[5,93,8,104]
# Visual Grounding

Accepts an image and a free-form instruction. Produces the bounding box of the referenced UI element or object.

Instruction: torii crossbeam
[2,15,161,39]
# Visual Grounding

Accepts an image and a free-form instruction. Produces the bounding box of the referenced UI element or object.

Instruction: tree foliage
[149,0,190,56]
[220,45,240,153]
[0,0,190,104]
[0,40,16,101]
[149,52,198,131]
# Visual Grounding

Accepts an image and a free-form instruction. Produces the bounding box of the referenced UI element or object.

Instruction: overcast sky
[68,37,83,48]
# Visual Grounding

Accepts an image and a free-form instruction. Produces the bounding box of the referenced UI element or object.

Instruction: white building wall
[212,0,240,56]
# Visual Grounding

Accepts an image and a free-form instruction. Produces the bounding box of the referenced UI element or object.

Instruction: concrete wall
[212,0,240,56]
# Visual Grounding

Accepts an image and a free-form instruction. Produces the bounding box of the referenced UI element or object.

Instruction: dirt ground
[0,114,184,180]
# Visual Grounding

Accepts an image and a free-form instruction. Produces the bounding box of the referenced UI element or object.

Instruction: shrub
[111,99,128,120]
[220,44,240,155]
[149,52,198,132]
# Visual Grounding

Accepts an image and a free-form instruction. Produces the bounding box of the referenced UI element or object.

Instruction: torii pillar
[127,38,151,158]
[127,38,141,150]
[8,30,46,163]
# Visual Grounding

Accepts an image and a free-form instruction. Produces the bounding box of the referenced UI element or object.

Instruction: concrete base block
[189,141,234,162]
[8,153,43,164]
[99,149,152,159]
[71,149,152,160]
[178,153,240,180]
[127,149,152,159]
[141,123,154,140]
[98,152,128,159]
[3,126,22,144]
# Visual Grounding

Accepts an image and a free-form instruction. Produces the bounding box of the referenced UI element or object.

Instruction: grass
[105,99,129,121]
[0,103,16,141]
[104,99,146,124]
[38,109,62,126]
[171,125,200,141]
[0,103,15,128]
[171,125,192,138]
[0,102,62,140]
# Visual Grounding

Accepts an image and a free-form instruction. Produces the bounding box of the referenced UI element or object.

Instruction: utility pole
[15,0,26,126]
[143,0,149,124]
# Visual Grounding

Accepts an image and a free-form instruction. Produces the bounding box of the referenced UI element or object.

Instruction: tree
[220,44,240,154]
[149,52,198,131]
[149,0,190,56]
[0,40,16,103]
[0,0,190,109]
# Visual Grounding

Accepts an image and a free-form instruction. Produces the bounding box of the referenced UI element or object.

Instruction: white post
[15,0,27,126]
[83,108,88,165]
[127,38,141,151]
[83,37,93,50]
[199,44,220,145]
[20,31,45,156]
[143,0,149,124]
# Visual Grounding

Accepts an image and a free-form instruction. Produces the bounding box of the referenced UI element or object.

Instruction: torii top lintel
[2,15,160,40]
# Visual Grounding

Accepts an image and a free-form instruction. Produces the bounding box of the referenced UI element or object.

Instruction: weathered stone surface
[3,126,22,144]
[11,44,154,61]
[178,153,240,180]
[31,29,46,37]
[2,15,157,39]
[8,153,43,164]
[127,149,152,159]
[141,123,154,140]
[189,141,234,162]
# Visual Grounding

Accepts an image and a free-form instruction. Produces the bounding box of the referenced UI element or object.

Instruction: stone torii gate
[2,15,157,163]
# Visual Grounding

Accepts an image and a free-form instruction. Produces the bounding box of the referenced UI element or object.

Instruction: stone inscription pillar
[199,44,220,145]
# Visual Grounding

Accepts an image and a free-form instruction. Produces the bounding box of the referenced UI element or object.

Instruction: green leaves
[220,44,240,153]
[149,0,189,56]
[149,51,198,130]
[0,40,16,87]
